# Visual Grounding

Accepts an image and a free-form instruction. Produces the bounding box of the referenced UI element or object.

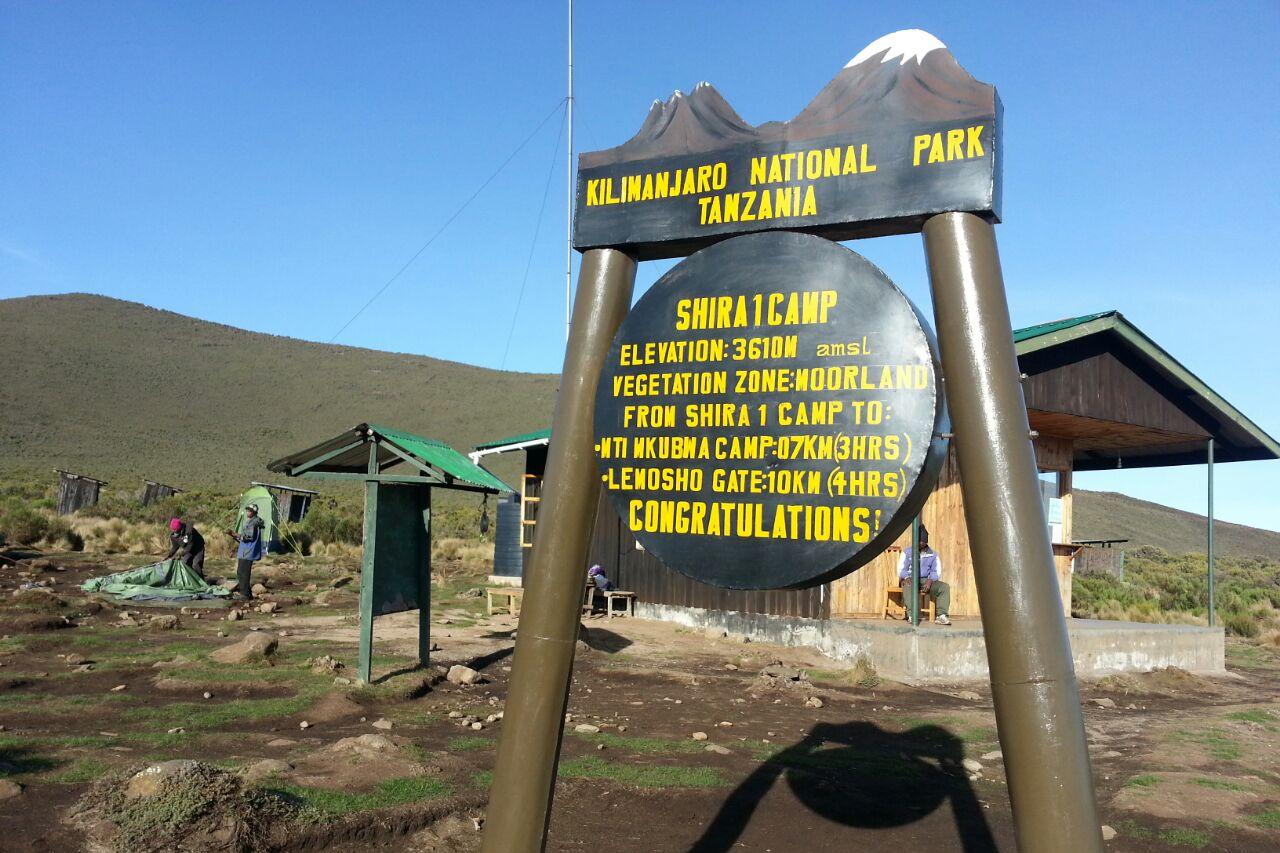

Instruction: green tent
[81,559,230,603]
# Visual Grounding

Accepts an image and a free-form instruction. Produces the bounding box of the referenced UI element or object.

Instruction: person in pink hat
[163,516,206,578]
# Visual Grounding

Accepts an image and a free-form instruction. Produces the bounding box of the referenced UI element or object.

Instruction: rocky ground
[0,548,1277,852]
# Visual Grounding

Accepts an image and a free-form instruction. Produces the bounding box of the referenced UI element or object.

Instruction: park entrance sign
[574,29,1001,260]
[485,28,1105,853]
[593,231,947,589]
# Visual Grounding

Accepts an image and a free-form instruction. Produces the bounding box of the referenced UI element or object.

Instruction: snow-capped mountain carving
[597,82,758,167]
[583,29,996,167]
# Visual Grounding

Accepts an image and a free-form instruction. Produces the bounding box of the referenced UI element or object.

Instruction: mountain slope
[0,293,558,489]
[1,293,1275,558]
[1073,490,1279,558]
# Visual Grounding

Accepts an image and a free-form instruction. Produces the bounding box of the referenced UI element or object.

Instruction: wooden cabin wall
[140,482,179,507]
[589,493,828,620]
[56,474,102,516]
[830,447,976,616]
[830,436,1076,619]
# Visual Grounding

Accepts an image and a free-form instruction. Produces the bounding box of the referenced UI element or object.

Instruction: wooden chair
[883,584,935,622]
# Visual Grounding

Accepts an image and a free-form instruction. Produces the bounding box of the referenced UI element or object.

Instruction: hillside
[0,293,558,489]
[1074,489,1280,559]
[2,293,1276,558]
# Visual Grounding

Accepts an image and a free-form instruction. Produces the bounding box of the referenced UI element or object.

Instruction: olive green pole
[922,212,1103,853]
[482,247,637,853]
[910,516,921,625]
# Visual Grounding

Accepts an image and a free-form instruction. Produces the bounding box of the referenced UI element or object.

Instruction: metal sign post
[923,212,1103,852]
[482,248,637,853]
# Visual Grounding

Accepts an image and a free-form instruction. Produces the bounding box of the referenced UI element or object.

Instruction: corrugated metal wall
[589,493,829,620]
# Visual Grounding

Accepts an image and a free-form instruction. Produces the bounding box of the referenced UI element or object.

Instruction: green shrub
[301,502,361,545]
[0,503,50,545]
[1222,610,1260,638]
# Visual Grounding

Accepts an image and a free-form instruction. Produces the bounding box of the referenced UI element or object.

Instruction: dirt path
[1,550,1278,852]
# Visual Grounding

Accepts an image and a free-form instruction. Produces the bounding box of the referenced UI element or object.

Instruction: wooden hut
[251,482,319,525]
[476,311,1279,623]
[140,480,183,506]
[54,470,106,516]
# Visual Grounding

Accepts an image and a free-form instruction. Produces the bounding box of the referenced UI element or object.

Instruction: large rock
[240,759,293,784]
[145,615,181,631]
[447,665,482,685]
[0,779,22,800]
[210,633,278,664]
[125,760,200,799]
[328,734,399,755]
[759,662,805,681]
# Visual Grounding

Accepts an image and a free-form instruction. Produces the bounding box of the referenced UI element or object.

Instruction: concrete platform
[636,602,1224,683]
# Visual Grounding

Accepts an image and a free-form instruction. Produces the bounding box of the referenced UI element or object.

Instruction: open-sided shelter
[268,423,511,682]
[475,312,1279,678]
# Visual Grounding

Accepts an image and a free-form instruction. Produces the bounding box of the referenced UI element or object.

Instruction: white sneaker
[935,614,951,626]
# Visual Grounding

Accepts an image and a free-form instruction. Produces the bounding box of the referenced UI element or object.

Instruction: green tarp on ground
[81,559,231,602]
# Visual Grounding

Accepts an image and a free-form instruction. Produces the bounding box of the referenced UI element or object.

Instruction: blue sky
[2,2,1277,530]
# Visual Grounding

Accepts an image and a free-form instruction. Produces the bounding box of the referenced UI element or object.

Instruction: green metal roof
[1013,311,1116,343]
[267,423,512,493]
[366,424,512,492]
[474,428,552,452]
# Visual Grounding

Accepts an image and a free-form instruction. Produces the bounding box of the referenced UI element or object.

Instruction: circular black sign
[593,231,948,590]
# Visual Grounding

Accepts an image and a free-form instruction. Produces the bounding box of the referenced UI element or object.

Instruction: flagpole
[565,0,574,341]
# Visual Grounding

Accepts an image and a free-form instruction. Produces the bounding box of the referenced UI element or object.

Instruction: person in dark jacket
[225,504,265,600]
[164,517,206,578]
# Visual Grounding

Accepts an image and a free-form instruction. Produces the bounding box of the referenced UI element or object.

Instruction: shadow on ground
[689,721,997,853]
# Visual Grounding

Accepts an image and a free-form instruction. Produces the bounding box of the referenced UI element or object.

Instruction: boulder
[257,602,280,614]
[447,665,482,685]
[328,734,398,755]
[574,724,600,734]
[146,615,181,631]
[1101,825,1117,842]
[251,583,269,596]
[125,760,200,799]
[962,758,984,774]
[308,655,344,675]
[225,610,242,622]
[240,759,293,784]
[1090,697,1117,709]
[0,779,22,800]
[210,633,278,665]
[704,744,731,755]
[371,719,393,730]
[691,732,709,741]
[759,662,805,681]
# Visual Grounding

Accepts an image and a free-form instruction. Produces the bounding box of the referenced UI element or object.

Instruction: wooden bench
[883,585,936,622]
[582,583,636,618]
[601,590,635,618]
[486,586,524,616]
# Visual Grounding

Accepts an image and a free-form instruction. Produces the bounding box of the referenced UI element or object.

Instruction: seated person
[588,564,615,592]
[897,527,951,625]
